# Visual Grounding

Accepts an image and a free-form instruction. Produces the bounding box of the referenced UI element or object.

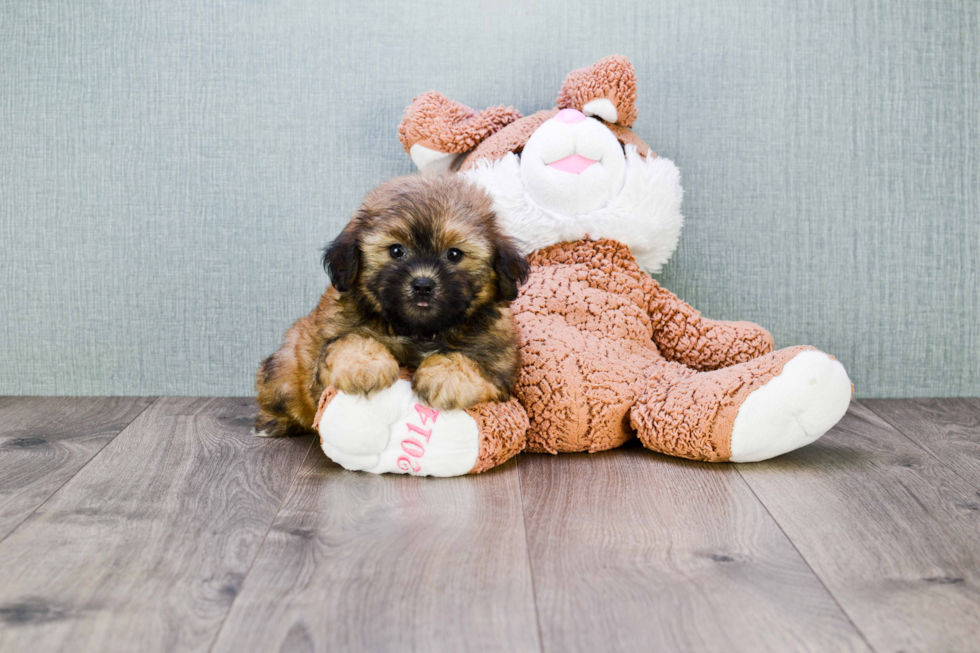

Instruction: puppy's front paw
[327,335,400,396]
[332,359,399,396]
[413,353,500,411]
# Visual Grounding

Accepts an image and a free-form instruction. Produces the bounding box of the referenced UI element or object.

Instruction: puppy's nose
[411,277,436,297]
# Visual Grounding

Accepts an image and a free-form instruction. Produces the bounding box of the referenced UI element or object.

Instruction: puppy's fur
[255,175,530,437]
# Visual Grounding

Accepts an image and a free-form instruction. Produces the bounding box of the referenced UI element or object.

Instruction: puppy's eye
[446,248,464,263]
[389,244,405,259]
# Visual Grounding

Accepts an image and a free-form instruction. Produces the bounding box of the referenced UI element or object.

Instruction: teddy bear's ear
[398,91,523,174]
[556,55,638,128]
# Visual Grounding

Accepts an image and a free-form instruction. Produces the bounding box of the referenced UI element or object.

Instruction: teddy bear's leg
[398,91,522,174]
[516,313,647,454]
[313,379,527,476]
[631,346,852,463]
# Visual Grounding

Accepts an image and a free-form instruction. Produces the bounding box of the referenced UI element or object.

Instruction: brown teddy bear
[313,56,852,475]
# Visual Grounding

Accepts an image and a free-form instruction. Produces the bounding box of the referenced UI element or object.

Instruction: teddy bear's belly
[512,265,668,453]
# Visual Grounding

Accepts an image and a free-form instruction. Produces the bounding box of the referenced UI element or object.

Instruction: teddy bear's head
[399,56,684,273]
[514,107,629,215]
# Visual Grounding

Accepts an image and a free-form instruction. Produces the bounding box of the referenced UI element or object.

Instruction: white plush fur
[730,350,852,462]
[464,146,684,273]
[517,114,627,216]
[318,380,480,476]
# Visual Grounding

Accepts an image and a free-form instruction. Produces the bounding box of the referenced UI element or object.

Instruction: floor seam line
[860,398,980,489]
[517,456,547,653]
[732,464,878,653]
[205,433,317,653]
[0,396,159,546]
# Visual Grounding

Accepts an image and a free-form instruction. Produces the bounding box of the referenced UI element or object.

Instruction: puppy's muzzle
[411,276,436,305]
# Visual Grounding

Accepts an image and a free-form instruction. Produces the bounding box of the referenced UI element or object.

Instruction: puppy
[254,175,530,437]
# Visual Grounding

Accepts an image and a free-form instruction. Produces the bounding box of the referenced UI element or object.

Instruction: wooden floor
[0,398,978,652]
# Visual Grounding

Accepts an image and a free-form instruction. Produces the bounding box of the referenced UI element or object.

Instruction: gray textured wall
[2,0,978,397]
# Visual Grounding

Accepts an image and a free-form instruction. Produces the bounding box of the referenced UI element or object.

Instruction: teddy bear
[313,56,852,475]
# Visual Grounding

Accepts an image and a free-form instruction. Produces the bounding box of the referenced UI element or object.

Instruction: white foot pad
[730,351,852,463]
[317,380,480,476]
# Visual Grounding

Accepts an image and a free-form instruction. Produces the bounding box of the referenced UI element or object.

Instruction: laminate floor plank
[518,449,870,653]
[0,397,313,653]
[0,396,153,541]
[5,396,978,652]
[864,398,980,486]
[210,454,540,653]
[0,396,22,410]
[736,400,980,653]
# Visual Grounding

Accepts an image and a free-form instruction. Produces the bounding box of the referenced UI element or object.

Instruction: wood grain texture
[0,397,313,653]
[864,398,980,485]
[210,455,540,653]
[518,449,870,653]
[736,400,980,653]
[0,396,21,410]
[0,396,153,541]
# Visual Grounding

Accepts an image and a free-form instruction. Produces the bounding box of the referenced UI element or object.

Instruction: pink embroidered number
[415,404,439,425]
[396,456,420,473]
[396,403,440,474]
[401,437,425,458]
[406,422,432,442]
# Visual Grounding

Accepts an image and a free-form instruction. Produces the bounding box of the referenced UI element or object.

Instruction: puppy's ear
[494,238,530,302]
[321,224,361,293]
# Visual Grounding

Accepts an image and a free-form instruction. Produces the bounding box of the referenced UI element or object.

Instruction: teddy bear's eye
[446,248,464,263]
[389,244,405,259]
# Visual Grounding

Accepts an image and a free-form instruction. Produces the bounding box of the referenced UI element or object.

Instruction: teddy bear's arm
[645,279,774,371]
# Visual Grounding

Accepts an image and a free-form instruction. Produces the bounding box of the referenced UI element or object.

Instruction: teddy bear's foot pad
[316,380,481,476]
[730,350,852,462]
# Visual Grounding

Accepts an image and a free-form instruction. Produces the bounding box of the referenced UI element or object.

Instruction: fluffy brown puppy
[254,175,530,437]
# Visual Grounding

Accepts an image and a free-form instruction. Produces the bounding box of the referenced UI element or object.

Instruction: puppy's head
[323,175,529,336]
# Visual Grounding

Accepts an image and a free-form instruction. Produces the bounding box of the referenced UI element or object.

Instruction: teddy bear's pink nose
[555,108,587,124]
